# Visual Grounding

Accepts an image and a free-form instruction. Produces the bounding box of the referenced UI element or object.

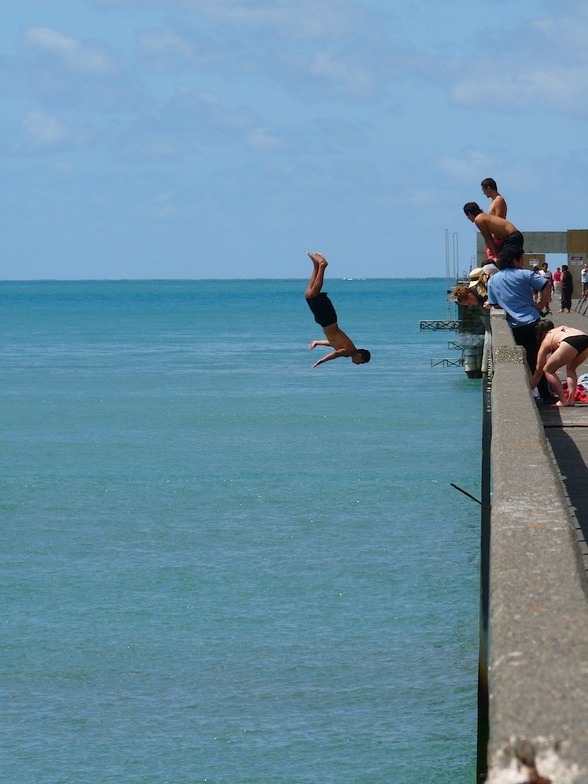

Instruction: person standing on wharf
[486,246,556,404]
[304,252,371,368]
[481,177,507,219]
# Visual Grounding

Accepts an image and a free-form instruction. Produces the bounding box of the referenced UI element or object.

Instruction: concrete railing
[485,310,588,783]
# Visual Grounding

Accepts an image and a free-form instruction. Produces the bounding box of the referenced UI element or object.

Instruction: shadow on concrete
[542,408,588,579]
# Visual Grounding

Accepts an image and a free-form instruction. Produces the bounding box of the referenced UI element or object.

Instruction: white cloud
[436,151,495,184]
[307,51,375,101]
[137,27,225,70]
[453,64,588,117]
[246,126,284,151]
[435,150,543,210]
[22,111,85,148]
[97,0,361,39]
[24,26,119,75]
[196,0,358,39]
[118,87,287,157]
[147,191,175,217]
[451,5,588,117]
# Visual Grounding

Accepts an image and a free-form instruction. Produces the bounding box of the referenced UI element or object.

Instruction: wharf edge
[479,306,588,783]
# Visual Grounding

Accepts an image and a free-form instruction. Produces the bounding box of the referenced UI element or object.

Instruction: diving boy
[305,252,371,368]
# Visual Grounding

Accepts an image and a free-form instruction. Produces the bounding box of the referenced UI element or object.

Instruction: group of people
[462,179,575,311]
[453,178,588,406]
[302,180,588,405]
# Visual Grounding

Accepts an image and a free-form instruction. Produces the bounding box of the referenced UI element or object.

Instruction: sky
[2,0,588,280]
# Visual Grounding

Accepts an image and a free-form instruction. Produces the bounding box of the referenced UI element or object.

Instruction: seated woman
[532,321,588,407]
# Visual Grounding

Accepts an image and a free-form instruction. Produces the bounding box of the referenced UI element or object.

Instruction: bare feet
[308,251,328,267]
[554,400,575,407]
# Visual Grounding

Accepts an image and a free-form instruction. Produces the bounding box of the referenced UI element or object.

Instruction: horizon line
[0,275,449,283]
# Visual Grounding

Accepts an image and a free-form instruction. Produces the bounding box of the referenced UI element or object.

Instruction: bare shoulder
[488,195,506,217]
[473,213,492,232]
[495,195,507,217]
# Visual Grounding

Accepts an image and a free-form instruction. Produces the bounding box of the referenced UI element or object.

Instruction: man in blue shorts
[305,252,371,368]
[487,246,556,403]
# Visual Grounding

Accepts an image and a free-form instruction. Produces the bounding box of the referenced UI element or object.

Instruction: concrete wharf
[481,297,588,783]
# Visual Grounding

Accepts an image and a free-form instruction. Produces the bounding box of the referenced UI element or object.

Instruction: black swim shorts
[306,292,337,328]
[498,231,524,265]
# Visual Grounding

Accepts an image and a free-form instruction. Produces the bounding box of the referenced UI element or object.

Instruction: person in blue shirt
[487,246,556,403]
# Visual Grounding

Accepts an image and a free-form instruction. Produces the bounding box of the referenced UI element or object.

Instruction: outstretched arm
[478,225,498,259]
[531,342,551,388]
[308,340,331,349]
[312,349,347,368]
[535,285,551,313]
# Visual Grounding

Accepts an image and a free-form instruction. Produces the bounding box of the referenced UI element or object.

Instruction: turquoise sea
[1,278,482,783]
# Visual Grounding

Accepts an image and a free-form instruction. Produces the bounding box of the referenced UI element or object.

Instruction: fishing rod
[450,482,491,510]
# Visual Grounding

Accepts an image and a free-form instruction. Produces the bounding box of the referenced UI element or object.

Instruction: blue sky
[2,0,588,279]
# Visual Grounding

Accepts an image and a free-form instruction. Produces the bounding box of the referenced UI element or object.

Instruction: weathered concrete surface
[486,310,588,784]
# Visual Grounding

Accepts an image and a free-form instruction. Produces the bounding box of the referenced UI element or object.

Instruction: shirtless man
[463,202,523,267]
[481,178,507,218]
[305,252,371,368]
[531,321,588,406]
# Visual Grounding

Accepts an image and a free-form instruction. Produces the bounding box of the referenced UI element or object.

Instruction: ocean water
[1,279,482,783]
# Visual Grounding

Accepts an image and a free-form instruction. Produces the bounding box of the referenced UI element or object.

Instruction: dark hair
[481,178,498,190]
[536,319,554,345]
[357,349,371,364]
[463,202,482,217]
[499,246,525,268]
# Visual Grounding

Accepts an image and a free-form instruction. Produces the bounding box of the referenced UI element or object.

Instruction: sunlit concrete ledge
[485,310,588,784]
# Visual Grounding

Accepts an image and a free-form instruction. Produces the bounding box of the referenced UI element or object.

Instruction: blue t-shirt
[487,268,547,328]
